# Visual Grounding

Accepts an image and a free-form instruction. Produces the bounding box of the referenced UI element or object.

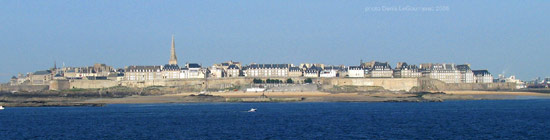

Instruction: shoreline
[2,91,550,107]
[80,91,550,104]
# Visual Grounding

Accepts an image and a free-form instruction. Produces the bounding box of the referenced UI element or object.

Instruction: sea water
[1,100,550,139]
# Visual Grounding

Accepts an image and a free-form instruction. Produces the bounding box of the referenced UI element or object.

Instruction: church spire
[169,35,178,65]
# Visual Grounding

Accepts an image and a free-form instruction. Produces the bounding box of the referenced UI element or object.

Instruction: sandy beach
[81,91,423,104]
[77,90,550,104]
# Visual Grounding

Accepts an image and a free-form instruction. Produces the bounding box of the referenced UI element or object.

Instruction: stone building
[185,63,206,79]
[360,61,375,69]
[215,61,242,70]
[243,64,291,77]
[368,62,393,78]
[13,73,30,85]
[62,63,115,79]
[299,63,325,70]
[30,70,52,85]
[320,66,340,78]
[420,63,461,83]
[304,65,321,77]
[393,62,422,78]
[162,64,181,79]
[9,76,17,85]
[211,61,242,78]
[456,64,475,83]
[348,66,365,78]
[124,66,162,81]
[337,67,348,78]
[208,66,224,78]
[473,70,493,83]
[288,67,303,77]
[226,64,241,77]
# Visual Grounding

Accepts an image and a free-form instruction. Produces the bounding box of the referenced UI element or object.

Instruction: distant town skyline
[1,1,549,82]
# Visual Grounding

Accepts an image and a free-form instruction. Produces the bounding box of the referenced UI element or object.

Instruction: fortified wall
[4,77,518,93]
[49,80,70,91]
[69,80,119,89]
[120,78,252,88]
[318,78,419,92]
[0,85,49,92]
[416,78,517,92]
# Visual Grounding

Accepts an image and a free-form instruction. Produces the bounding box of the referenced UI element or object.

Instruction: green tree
[253,78,264,84]
[286,78,293,84]
[304,78,313,84]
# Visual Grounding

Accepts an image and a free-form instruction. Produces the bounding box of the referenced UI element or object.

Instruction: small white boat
[0,106,4,110]
[248,108,257,112]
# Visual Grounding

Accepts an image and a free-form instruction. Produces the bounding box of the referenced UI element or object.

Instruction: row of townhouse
[419,63,492,83]
[9,61,493,84]
[244,64,292,77]
[10,63,120,85]
[124,63,206,81]
[207,61,493,84]
[206,62,350,78]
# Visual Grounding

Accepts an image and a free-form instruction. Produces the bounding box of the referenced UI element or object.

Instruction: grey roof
[348,66,363,70]
[373,62,391,69]
[422,63,456,71]
[247,64,291,69]
[187,63,201,68]
[163,64,180,70]
[308,65,322,71]
[398,63,418,70]
[227,64,240,69]
[323,66,339,70]
[472,70,491,76]
[126,66,162,71]
[456,65,471,71]
[407,65,418,69]
[289,67,301,71]
[77,67,95,73]
[305,68,319,73]
[33,70,52,75]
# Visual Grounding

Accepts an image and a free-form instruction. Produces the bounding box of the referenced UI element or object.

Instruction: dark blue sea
[2,100,550,139]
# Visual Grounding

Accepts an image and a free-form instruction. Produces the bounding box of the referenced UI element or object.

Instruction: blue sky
[0,0,549,82]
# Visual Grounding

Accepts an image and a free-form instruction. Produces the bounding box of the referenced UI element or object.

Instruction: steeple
[169,35,178,65]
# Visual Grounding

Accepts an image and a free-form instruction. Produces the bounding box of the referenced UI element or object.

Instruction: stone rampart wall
[416,78,517,91]
[319,78,419,92]
[0,85,49,92]
[7,77,517,92]
[69,80,119,89]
